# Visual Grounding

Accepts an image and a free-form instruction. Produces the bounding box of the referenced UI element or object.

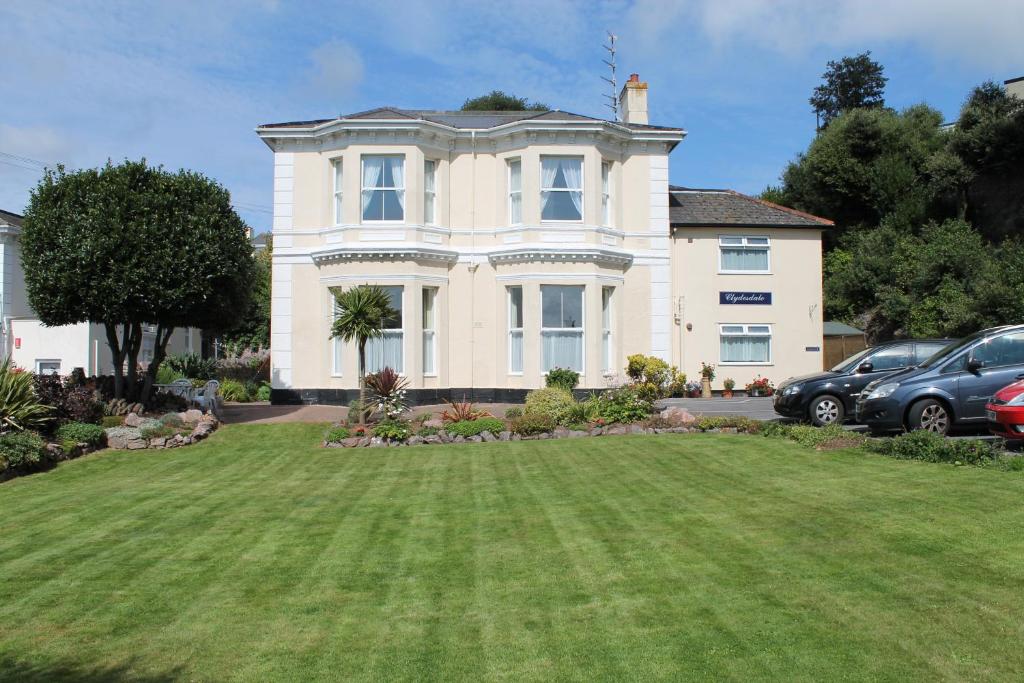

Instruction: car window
[914,342,948,364]
[868,343,913,371]
[971,332,1024,368]
[831,347,873,372]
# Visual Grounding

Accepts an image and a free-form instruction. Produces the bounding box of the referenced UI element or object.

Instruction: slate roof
[0,209,23,228]
[259,107,682,132]
[823,321,864,337]
[669,187,832,229]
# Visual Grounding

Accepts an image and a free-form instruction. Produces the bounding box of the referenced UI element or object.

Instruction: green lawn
[3,425,1024,681]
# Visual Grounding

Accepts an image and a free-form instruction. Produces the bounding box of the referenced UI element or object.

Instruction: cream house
[256,76,831,404]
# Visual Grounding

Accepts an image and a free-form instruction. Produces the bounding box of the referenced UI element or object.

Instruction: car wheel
[809,395,844,427]
[908,399,950,435]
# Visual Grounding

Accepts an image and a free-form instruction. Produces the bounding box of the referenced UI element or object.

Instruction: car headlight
[866,382,899,400]
[1006,393,1024,406]
[782,384,802,396]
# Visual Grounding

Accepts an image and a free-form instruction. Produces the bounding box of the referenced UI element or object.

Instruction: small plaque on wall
[720,291,772,305]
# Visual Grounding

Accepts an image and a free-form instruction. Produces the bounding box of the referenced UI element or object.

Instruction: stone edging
[105,411,220,450]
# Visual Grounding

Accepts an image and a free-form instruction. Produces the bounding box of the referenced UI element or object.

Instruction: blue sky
[2,0,1022,229]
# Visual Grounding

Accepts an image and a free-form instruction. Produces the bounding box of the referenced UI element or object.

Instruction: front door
[956,331,1024,422]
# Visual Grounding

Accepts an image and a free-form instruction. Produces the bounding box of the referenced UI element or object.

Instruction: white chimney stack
[618,73,648,125]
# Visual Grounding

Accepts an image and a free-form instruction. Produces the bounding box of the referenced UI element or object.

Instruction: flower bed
[105,410,219,450]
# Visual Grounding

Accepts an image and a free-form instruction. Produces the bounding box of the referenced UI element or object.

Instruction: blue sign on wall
[720,291,772,305]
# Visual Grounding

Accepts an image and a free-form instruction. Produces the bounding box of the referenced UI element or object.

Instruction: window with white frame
[361,155,405,222]
[601,161,612,226]
[601,287,613,373]
[422,287,437,376]
[366,286,404,372]
[332,159,343,225]
[331,303,343,376]
[424,159,436,225]
[508,286,523,374]
[508,159,522,225]
[540,156,583,221]
[36,360,61,375]
[541,285,583,372]
[720,324,772,364]
[719,236,770,273]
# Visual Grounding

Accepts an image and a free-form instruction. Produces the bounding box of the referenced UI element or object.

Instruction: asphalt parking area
[656,397,779,421]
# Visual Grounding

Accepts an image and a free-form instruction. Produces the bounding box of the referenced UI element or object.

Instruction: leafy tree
[461,91,548,111]
[221,235,271,354]
[330,285,397,425]
[21,160,254,402]
[810,51,887,128]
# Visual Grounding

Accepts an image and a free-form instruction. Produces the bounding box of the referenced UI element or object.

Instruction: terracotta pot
[723,389,733,398]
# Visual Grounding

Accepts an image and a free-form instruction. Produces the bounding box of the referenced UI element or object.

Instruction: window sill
[508,372,524,377]
[718,362,774,366]
[718,270,773,276]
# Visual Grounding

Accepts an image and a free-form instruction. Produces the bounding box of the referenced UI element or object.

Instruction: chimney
[618,73,648,125]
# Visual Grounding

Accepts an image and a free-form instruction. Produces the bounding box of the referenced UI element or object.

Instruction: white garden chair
[192,380,221,415]
[169,378,194,401]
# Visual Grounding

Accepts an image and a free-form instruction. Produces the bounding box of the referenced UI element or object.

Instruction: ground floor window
[36,359,61,375]
[422,287,437,376]
[366,285,404,373]
[508,286,523,374]
[541,285,584,372]
[601,287,613,373]
[720,324,772,364]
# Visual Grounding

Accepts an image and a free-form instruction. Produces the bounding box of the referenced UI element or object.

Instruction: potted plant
[723,378,735,398]
[685,380,702,398]
[745,375,775,397]
[700,362,716,398]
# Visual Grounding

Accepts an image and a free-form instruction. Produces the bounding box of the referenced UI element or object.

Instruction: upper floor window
[541,156,583,222]
[601,161,612,226]
[332,159,343,225]
[508,159,522,225]
[424,160,436,225]
[719,236,770,273]
[361,155,405,222]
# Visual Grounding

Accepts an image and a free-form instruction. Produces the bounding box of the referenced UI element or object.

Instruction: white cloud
[305,41,365,100]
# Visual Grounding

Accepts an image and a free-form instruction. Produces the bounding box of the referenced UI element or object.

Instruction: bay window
[332,159,343,225]
[720,324,772,364]
[602,287,613,373]
[508,159,522,225]
[331,306,343,376]
[422,287,436,376]
[424,159,436,225]
[508,286,523,374]
[601,161,612,226]
[541,285,583,372]
[719,236,770,273]
[361,155,405,222]
[540,156,583,221]
[366,286,403,372]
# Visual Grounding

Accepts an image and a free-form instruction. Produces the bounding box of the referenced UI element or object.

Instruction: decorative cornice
[310,244,458,265]
[487,247,632,268]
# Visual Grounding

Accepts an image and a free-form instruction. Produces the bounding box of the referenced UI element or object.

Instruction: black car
[774,339,951,426]
[856,325,1024,435]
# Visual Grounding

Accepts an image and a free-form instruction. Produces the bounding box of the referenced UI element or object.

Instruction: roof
[0,209,23,228]
[1005,76,1024,85]
[669,187,833,229]
[824,321,865,337]
[259,107,682,132]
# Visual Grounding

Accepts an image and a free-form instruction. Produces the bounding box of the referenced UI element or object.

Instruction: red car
[986,379,1024,438]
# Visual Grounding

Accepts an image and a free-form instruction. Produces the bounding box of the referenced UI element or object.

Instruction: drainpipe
[469,130,477,394]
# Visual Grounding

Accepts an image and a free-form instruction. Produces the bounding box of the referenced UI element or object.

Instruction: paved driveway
[656,397,779,421]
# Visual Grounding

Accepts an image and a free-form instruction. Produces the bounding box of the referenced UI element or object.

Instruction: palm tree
[330,285,397,424]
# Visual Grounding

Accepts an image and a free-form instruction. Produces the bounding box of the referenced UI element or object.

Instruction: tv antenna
[602,31,618,121]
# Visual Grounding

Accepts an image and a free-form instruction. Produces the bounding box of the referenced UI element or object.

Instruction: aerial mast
[602,31,618,121]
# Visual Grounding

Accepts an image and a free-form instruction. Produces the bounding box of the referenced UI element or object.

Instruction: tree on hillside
[461,91,548,111]
[810,51,887,129]
[22,160,255,402]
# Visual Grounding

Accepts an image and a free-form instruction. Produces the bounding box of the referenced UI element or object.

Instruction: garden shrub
[524,387,576,423]
[441,399,492,423]
[214,350,270,383]
[510,412,556,436]
[55,422,106,447]
[155,364,184,385]
[0,431,48,471]
[757,421,794,439]
[0,361,52,434]
[416,425,440,437]
[140,424,177,439]
[219,379,250,403]
[325,426,351,442]
[787,424,861,448]
[865,430,1000,465]
[624,354,685,399]
[446,418,505,438]
[545,367,580,392]
[559,401,589,427]
[504,406,523,420]
[33,374,104,426]
[365,368,409,418]
[101,415,125,428]
[372,419,411,441]
[256,383,272,402]
[583,386,651,424]
[166,353,217,381]
[159,413,184,427]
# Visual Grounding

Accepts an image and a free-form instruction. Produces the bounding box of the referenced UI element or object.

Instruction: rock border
[106,410,220,450]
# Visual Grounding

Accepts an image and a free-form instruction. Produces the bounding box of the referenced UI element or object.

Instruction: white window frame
[422,287,437,377]
[361,154,405,223]
[332,158,343,225]
[718,235,771,274]
[507,158,522,226]
[424,159,436,226]
[540,285,585,374]
[601,286,613,374]
[331,304,343,377]
[719,323,773,365]
[601,161,612,227]
[507,286,524,375]
[35,359,61,375]
[365,285,405,373]
[540,155,584,223]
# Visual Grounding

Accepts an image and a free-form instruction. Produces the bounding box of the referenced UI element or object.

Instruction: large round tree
[21,160,255,401]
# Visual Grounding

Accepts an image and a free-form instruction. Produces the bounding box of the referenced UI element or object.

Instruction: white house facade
[257,76,831,404]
